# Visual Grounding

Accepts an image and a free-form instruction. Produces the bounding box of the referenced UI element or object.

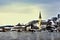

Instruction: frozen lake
[0,31,60,40]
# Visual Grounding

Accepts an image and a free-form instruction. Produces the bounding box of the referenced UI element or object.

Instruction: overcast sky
[0,0,60,25]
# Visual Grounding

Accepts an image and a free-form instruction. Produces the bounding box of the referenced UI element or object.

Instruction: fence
[0,31,60,40]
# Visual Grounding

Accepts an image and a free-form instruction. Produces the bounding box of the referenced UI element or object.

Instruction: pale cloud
[0,3,42,25]
[0,0,59,25]
[0,3,39,13]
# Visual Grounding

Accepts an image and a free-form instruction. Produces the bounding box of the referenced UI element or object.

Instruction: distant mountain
[16,23,25,26]
[28,20,47,25]
[25,20,47,29]
[0,25,14,28]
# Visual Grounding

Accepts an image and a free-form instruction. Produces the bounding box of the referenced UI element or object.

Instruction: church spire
[38,12,42,30]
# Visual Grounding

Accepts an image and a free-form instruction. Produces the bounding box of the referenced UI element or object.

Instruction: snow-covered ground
[0,32,60,40]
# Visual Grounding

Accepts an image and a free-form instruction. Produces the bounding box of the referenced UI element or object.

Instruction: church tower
[38,12,42,30]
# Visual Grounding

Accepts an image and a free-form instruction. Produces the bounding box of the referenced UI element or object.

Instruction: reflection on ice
[0,32,60,40]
